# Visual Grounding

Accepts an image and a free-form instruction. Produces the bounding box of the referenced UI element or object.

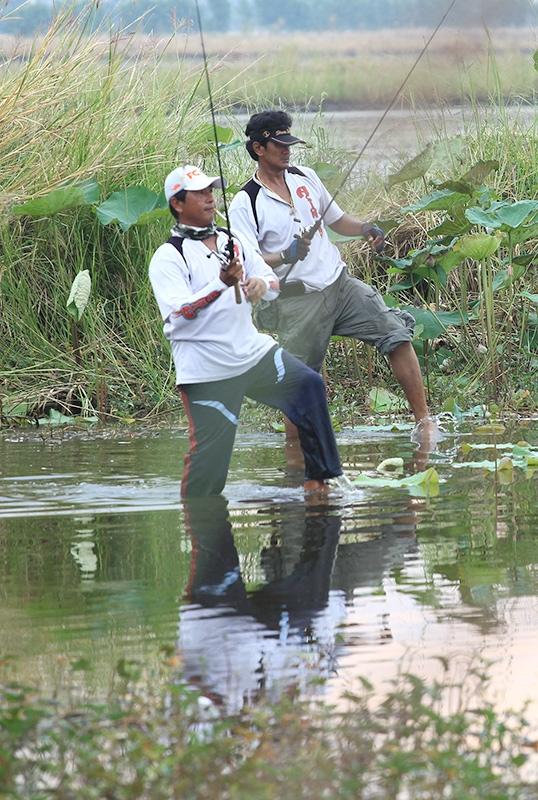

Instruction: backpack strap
[167,236,191,282]
[287,166,307,177]
[240,179,261,232]
[240,168,307,233]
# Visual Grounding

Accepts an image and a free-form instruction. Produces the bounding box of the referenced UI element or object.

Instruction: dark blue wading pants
[179,345,342,497]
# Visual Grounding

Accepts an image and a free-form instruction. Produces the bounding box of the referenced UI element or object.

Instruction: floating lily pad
[352,467,440,497]
[376,457,404,474]
[474,423,506,434]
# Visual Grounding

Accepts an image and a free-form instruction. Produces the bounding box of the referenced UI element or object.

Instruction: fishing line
[194,0,241,304]
[307,0,459,237]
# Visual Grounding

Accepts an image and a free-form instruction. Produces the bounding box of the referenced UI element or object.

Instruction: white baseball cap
[164,165,224,202]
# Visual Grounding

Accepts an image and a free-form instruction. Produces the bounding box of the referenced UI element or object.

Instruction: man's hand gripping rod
[281,0,458,284]
[195,0,241,304]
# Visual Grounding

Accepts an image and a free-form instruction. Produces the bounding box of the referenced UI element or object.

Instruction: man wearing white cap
[148,165,342,497]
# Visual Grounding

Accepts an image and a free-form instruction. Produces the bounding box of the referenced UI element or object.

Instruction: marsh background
[0,2,537,795]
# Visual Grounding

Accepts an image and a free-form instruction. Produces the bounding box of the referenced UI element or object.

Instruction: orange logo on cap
[186,168,201,179]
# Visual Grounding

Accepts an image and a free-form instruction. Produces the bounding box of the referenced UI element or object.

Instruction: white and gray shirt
[229,165,346,292]
[149,230,279,385]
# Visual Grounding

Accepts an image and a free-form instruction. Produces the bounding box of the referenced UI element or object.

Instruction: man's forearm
[263,251,286,269]
[329,213,369,237]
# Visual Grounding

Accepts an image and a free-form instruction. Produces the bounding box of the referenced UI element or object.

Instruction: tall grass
[0,9,536,420]
[0,8,213,418]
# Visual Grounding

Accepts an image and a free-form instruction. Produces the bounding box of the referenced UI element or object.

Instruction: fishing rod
[291,0,458,264]
[194,0,241,304]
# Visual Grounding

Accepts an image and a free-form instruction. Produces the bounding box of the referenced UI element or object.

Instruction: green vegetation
[1,658,536,799]
[0,8,536,425]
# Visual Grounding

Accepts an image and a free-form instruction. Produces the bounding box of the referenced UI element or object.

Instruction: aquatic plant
[0,657,535,799]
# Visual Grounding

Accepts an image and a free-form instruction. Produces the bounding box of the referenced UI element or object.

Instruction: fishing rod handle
[234,284,241,304]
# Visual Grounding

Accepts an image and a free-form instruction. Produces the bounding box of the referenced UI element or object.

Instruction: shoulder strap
[167,236,191,281]
[287,166,307,177]
[240,178,261,232]
[167,235,185,258]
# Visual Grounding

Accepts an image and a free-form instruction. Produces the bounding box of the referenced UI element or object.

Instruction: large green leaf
[402,189,469,213]
[436,249,466,272]
[390,137,465,188]
[464,206,502,228]
[66,269,91,321]
[454,232,502,260]
[386,142,435,188]
[402,306,469,339]
[430,136,465,168]
[491,264,525,292]
[495,201,538,230]
[13,179,100,217]
[506,222,538,246]
[313,161,345,192]
[428,208,472,237]
[192,123,235,144]
[522,292,538,304]
[460,160,499,186]
[465,200,538,231]
[368,387,407,412]
[96,187,166,231]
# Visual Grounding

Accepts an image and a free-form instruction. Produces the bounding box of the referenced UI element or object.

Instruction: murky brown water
[1,420,537,719]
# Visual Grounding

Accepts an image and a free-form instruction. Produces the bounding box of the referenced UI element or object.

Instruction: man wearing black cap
[229,109,436,444]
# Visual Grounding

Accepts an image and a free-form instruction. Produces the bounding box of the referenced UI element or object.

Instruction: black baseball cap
[245,110,306,146]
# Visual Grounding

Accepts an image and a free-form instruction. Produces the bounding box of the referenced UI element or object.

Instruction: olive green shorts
[274,270,415,372]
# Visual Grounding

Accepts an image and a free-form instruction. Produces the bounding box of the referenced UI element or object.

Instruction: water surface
[1,421,537,719]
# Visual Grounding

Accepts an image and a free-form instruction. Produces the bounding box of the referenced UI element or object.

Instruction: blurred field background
[1,26,536,108]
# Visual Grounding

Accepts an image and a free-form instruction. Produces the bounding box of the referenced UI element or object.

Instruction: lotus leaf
[454,233,502,260]
[368,387,406,412]
[403,189,470,214]
[376,458,404,473]
[352,467,440,496]
[13,179,100,217]
[96,187,166,231]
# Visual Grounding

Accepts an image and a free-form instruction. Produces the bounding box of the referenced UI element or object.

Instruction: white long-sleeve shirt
[149,230,279,385]
[229,166,346,291]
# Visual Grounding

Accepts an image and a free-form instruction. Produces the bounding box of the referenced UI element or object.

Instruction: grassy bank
[0,9,537,424]
[1,658,536,799]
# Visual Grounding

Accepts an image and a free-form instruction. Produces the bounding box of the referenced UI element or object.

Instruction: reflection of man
[228,110,436,446]
[179,497,343,712]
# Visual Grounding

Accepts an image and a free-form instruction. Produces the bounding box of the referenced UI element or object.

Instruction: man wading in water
[229,110,439,454]
[148,165,343,497]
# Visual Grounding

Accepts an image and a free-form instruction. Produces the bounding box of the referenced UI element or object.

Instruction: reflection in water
[180,497,343,712]
[0,424,536,717]
[179,496,419,712]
